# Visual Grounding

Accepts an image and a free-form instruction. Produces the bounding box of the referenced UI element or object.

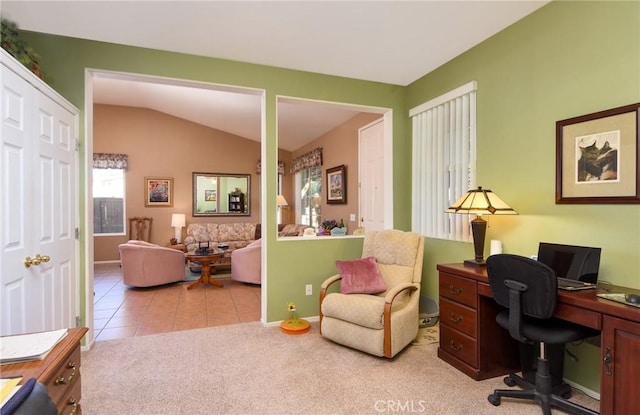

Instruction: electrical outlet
[305,284,313,296]
[350,213,356,221]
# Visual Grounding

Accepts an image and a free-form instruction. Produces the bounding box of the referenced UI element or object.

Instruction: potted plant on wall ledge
[1,19,43,79]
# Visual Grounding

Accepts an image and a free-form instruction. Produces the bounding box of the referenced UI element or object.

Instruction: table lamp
[446,186,517,267]
[276,194,289,224]
[171,213,186,243]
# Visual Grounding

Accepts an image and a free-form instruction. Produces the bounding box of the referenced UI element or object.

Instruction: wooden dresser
[1,327,88,415]
[437,264,520,380]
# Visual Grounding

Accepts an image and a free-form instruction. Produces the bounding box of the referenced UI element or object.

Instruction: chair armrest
[384,282,419,304]
[320,274,342,290]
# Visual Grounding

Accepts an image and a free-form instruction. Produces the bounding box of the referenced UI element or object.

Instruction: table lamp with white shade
[446,186,517,267]
[276,194,289,224]
[171,213,186,243]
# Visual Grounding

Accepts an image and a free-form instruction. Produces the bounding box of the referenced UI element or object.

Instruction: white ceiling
[2,0,548,150]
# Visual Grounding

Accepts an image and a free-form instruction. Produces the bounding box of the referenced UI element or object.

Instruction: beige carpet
[81,322,599,414]
[412,324,439,346]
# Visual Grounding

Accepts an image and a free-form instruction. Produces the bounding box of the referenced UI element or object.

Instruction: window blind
[410,81,477,242]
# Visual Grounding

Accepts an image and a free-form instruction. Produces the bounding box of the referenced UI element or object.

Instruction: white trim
[409,80,477,117]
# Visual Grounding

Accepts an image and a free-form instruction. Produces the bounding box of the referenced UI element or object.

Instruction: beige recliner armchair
[119,240,186,287]
[319,229,424,358]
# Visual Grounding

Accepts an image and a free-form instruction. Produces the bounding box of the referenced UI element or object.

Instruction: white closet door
[1,54,78,335]
[1,64,33,335]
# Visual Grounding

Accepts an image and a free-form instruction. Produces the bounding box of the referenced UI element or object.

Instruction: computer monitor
[537,242,601,284]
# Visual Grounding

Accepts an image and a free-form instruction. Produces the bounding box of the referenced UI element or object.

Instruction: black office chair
[486,254,599,415]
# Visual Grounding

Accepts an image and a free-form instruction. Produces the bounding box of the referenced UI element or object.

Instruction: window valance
[93,153,128,169]
[256,160,285,175]
[290,147,323,174]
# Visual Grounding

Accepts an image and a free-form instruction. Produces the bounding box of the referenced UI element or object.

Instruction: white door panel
[1,64,32,335]
[1,53,78,336]
[359,119,385,232]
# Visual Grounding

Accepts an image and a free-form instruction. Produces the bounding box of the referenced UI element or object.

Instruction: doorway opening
[85,69,265,343]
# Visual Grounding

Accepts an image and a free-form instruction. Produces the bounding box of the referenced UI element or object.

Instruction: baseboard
[563,378,601,401]
[94,260,121,265]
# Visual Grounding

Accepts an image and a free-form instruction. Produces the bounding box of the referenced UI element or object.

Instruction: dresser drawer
[440,297,477,338]
[439,272,477,308]
[59,373,81,415]
[440,325,478,367]
[45,345,81,410]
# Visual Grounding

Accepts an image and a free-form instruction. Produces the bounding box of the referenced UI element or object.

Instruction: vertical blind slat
[411,84,476,242]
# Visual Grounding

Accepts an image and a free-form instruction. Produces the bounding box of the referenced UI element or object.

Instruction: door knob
[24,254,51,268]
[24,256,41,267]
[37,254,51,263]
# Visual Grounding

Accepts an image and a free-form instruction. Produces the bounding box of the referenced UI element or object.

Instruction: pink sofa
[231,239,261,284]
[119,240,186,287]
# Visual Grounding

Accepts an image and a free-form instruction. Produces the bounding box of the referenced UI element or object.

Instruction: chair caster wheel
[503,376,516,387]
[488,394,501,406]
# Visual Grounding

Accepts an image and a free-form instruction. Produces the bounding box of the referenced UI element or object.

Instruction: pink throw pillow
[336,257,386,294]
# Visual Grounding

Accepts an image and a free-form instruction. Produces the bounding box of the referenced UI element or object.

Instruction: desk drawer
[439,272,477,308]
[440,325,478,367]
[45,346,80,410]
[58,373,81,415]
[555,303,601,330]
[440,297,477,338]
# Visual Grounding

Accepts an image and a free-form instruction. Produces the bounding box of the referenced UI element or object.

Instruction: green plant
[1,19,42,78]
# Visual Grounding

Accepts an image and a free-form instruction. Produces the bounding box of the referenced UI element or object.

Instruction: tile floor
[93,263,261,342]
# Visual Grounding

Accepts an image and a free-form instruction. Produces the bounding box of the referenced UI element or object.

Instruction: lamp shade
[445,186,516,267]
[446,187,517,216]
[276,194,289,207]
[171,213,186,227]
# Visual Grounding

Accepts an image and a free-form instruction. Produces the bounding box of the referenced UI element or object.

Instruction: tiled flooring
[93,263,261,342]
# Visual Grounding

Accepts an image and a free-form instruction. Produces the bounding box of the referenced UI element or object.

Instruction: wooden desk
[1,327,88,415]
[437,263,640,415]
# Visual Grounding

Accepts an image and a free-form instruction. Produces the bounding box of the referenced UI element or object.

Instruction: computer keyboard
[557,277,596,291]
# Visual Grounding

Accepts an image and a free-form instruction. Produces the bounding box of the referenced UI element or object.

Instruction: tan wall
[93,104,265,261]
[94,105,376,260]
[291,113,382,233]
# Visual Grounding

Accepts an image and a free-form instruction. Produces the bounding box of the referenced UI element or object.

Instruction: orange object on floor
[280,319,310,335]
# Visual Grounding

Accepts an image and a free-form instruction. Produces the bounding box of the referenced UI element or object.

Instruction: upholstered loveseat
[183,223,314,254]
[183,223,258,254]
[183,223,313,272]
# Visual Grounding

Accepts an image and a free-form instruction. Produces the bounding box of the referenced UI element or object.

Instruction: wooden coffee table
[186,252,225,289]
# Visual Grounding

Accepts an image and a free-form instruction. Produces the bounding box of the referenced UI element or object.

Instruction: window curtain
[93,153,128,170]
[290,147,322,174]
[256,160,285,175]
[410,82,476,242]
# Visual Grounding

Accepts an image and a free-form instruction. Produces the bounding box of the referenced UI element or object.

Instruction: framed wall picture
[144,176,173,207]
[326,164,347,204]
[556,103,640,204]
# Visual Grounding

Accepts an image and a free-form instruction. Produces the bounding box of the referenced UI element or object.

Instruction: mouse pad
[597,293,640,308]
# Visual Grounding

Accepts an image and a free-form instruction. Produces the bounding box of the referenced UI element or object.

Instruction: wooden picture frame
[144,176,173,207]
[556,103,640,204]
[326,165,346,204]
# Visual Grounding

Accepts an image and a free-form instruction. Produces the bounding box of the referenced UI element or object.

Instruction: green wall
[407,1,640,393]
[19,30,409,327]
[15,0,639,394]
